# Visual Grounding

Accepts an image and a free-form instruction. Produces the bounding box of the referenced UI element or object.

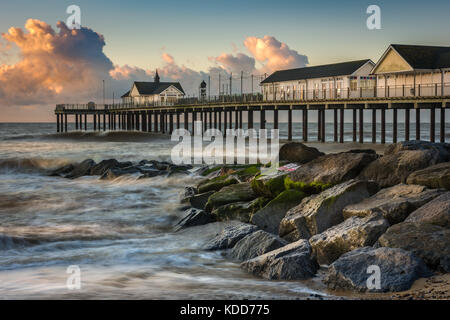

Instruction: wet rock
[186,191,215,210]
[343,184,443,225]
[377,222,450,272]
[90,159,120,176]
[241,239,318,280]
[359,141,450,188]
[138,168,165,178]
[324,247,431,292]
[405,192,450,227]
[251,172,288,198]
[167,164,192,176]
[279,179,379,241]
[230,230,288,261]
[204,223,258,250]
[197,175,238,194]
[309,213,390,265]
[279,142,324,164]
[100,166,141,180]
[184,186,197,198]
[406,162,450,190]
[64,159,96,179]
[288,152,378,185]
[205,182,257,212]
[251,190,307,234]
[211,197,269,223]
[48,164,74,177]
[174,208,215,232]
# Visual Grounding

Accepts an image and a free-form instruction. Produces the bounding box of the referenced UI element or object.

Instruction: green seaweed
[284,176,333,195]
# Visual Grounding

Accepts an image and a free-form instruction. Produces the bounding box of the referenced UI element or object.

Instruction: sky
[1,0,450,122]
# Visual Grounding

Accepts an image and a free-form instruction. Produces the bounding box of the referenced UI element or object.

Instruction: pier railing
[56,82,450,111]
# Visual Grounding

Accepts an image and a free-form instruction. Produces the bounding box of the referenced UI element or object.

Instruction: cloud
[0,19,308,121]
[244,35,309,73]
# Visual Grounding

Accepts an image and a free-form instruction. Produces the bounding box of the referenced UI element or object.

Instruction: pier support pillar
[75,114,78,130]
[184,111,188,131]
[359,108,364,143]
[334,109,338,142]
[273,109,279,130]
[317,110,321,141]
[352,109,357,142]
[248,110,253,130]
[98,113,101,131]
[381,108,386,144]
[103,113,106,131]
[321,109,326,142]
[65,114,68,132]
[416,108,421,140]
[214,111,218,129]
[393,109,398,143]
[84,114,87,131]
[176,112,180,130]
[430,108,435,142]
[302,109,308,142]
[80,113,83,130]
[218,111,222,131]
[209,111,213,129]
[57,114,60,132]
[169,113,174,134]
[234,110,238,129]
[93,114,97,131]
[441,107,446,143]
[288,108,293,141]
[405,109,410,141]
[161,112,165,134]
[339,108,344,143]
[142,112,147,132]
[372,109,376,144]
[260,110,266,129]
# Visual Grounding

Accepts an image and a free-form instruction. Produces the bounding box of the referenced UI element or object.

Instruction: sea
[0,122,447,299]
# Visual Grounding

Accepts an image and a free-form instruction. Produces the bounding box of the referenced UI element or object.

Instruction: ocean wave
[0,157,71,173]
[2,131,166,142]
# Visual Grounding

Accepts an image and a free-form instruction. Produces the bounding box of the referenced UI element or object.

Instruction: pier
[55,93,449,144]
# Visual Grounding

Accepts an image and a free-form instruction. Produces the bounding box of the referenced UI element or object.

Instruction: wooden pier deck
[55,95,449,144]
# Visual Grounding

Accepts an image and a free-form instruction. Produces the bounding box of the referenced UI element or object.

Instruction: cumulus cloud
[244,35,309,73]
[0,19,308,120]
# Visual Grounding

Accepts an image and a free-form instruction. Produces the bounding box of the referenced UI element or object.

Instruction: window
[350,76,358,91]
[360,76,376,89]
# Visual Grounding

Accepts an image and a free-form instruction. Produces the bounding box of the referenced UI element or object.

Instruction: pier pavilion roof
[132,81,185,96]
[261,59,372,84]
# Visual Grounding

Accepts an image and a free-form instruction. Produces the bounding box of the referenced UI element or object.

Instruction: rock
[167,164,192,176]
[279,142,324,164]
[406,162,450,190]
[233,165,261,182]
[90,159,120,176]
[251,190,307,234]
[204,223,258,250]
[197,175,238,194]
[377,222,450,271]
[184,186,197,198]
[211,197,269,223]
[185,191,215,210]
[343,184,443,225]
[288,152,378,185]
[64,159,96,179]
[100,166,141,180]
[174,208,215,231]
[241,239,318,280]
[359,141,450,188]
[279,179,379,241]
[138,168,165,178]
[230,230,287,261]
[324,247,431,292]
[309,213,390,265]
[405,192,450,227]
[48,164,74,177]
[251,172,287,198]
[205,182,257,212]
[385,141,450,161]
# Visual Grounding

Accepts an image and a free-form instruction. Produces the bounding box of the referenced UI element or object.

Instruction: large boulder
[174,208,215,231]
[90,159,120,176]
[230,230,287,261]
[211,197,269,223]
[324,247,431,292]
[406,162,450,190]
[377,222,450,272]
[279,142,324,164]
[100,166,141,180]
[359,141,450,188]
[251,190,307,234]
[48,164,74,177]
[197,175,238,194]
[205,182,257,211]
[279,180,379,241]
[241,239,318,280]
[343,184,443,225]
[184,191,215,210]
[309,213,390,265]
[405,192,450,227]
[251,172,287,198]
[288,151,378,185]
[64,159,96,179]
[204,223,258,250]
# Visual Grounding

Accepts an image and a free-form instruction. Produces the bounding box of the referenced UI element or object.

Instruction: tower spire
[154,69,160,83]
